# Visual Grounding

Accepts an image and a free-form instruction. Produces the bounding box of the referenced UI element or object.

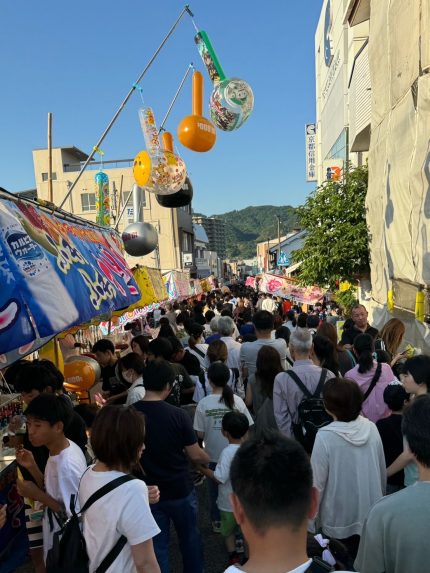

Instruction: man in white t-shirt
[224,433,350,573]
[261,294,277,313]
[239,310,287,378]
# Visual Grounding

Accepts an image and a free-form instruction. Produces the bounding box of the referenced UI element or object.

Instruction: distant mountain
[211,205,299,260]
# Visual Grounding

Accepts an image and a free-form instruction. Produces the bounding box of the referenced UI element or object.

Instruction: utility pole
[276,214,281,267]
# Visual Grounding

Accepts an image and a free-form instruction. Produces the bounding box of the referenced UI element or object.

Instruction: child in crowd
[194,363,253,533]
[15,394,87,561]
[200,412,249,566]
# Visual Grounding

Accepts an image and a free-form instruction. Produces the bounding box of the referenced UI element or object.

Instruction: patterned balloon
[195,30,254,132]
[95,171,110,226]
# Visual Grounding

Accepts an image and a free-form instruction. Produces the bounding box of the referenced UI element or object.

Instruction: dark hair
[207,340,228,364]
[91,405,145,472]
[220,308,233,318]
[188,323,205,348]
[275,326,291,346]
[38,360,65,392]
[383,384,409,411]
[297,313,308,328]
[313,335,340,376]
[205,310,215,322]
[322,378,363,422]
[143,359,176,392]
[131,335,150,355]
[256,346,284,399]
[404,355,430,391]
[402,394,430,468]
[167,335,183,354]
[25,393,73,430]
[92,339,115,354]
[14,361,55,394]
[207,362,234,410]
[158,322,176,339]
[74,403,98,429]
[119,352,145,376]
[148,338,173,360]
[353,333,375,374]
[306,315,320,329]
[375,349,391,364]
[253,310,274,331]
[222,411,249,439]
[286,310,297,327]
[230,432,313,532]
[242,333,257,342]
[175,311,189,326]
[273,314,283,330]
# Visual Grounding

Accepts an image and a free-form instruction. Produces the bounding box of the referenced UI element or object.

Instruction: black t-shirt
[100,362,127,395]
[165,362,195,407]
[178,350,201,376]
[376,413,404,487]
[133,400,197,500]
[340,324,379,346]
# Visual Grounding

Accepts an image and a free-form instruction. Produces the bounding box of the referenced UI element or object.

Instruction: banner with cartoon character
[0,194,140,362]
[259,273,325,304]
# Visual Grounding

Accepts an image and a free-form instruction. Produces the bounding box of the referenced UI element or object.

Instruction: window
[42,172,57,181]
[81,192,96,212]
[182,232,192,252]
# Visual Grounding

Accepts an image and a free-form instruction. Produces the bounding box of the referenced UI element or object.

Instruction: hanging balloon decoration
[178,71,216,152]
[156,176,193,208]
[133,107,186,195]
[95,171,110,226]
[122,183,159,257]
[157,129,194,207]
[195,30,254,131]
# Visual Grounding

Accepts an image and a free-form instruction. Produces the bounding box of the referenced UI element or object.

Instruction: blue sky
[0,1,321,215]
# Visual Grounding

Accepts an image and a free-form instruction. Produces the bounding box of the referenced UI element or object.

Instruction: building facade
[192,214,226,260]
[268,230,306,271]
[315,0,370,184]
[193,223,220,278]
[32,146,195,273]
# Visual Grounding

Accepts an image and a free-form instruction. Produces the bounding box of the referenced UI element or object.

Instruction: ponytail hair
[207,362,235,410]
[353,333,375,374]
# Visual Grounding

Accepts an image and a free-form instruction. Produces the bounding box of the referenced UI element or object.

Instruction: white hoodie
[311,416,386,539]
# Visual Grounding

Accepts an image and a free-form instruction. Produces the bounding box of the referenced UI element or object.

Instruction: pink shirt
[344,361,395,422]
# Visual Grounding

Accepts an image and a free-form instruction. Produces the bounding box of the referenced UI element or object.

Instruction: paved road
[15,482,228,573]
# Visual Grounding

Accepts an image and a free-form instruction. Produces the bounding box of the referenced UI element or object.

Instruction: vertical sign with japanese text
[305,123,317,182]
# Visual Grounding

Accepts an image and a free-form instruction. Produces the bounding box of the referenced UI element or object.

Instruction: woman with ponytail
[345,333,395,422]
[193,362,253,532]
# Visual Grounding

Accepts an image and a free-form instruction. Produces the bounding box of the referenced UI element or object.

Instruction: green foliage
[334,285,359,316]
[293,164,370,288]
[213,205,298,259]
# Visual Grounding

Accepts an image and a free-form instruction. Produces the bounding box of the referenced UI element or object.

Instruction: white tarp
[366,0,430,350]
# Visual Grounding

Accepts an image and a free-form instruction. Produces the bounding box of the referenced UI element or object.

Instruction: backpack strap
[363,362,382,402]
[191,346,206,358]
[95,535,128,573]
[305,556,334,572]
[287,370,313,399]
[313,368,328,398]
[79,474,136,514]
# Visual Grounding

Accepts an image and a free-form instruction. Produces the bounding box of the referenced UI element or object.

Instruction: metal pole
[277,214,281,265]
[58,5,193,211]
[115,189,134,231]
[48,113,53,203]
[159,63,194,133]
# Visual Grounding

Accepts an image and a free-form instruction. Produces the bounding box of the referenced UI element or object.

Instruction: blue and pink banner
[0,196,140,365]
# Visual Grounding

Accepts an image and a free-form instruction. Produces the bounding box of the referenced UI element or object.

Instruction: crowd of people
[2,286,430,573]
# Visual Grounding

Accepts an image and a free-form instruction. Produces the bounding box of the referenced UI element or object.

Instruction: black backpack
[46,474,136,573]
[289,368,331,453]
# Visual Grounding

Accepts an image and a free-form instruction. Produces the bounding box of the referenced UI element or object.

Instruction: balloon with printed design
[95,171,110,226]
[195,30,254,131]
[178,71,216,151]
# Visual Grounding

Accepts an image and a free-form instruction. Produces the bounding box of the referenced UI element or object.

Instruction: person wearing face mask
[118,352,146,406]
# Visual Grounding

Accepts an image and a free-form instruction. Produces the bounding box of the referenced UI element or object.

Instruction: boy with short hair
[224,431,350,573]
[199,411,249,567]
[16,394,87,561]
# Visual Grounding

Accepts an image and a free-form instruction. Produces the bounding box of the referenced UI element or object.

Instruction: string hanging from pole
[158,63,194,134]
[58,4,194,211]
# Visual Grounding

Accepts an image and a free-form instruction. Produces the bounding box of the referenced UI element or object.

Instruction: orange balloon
[133,150,152,186]
[64,360,96,392]
[178,71,216,152]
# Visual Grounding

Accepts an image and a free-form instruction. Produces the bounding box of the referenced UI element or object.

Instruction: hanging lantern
[156,176,193,208]
[95,171,110,226]
[177,71,216,152]
[195,30,254,132]
[160,132,187,192]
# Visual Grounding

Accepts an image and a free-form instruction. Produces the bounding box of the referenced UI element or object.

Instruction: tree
[293,164,370,288]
